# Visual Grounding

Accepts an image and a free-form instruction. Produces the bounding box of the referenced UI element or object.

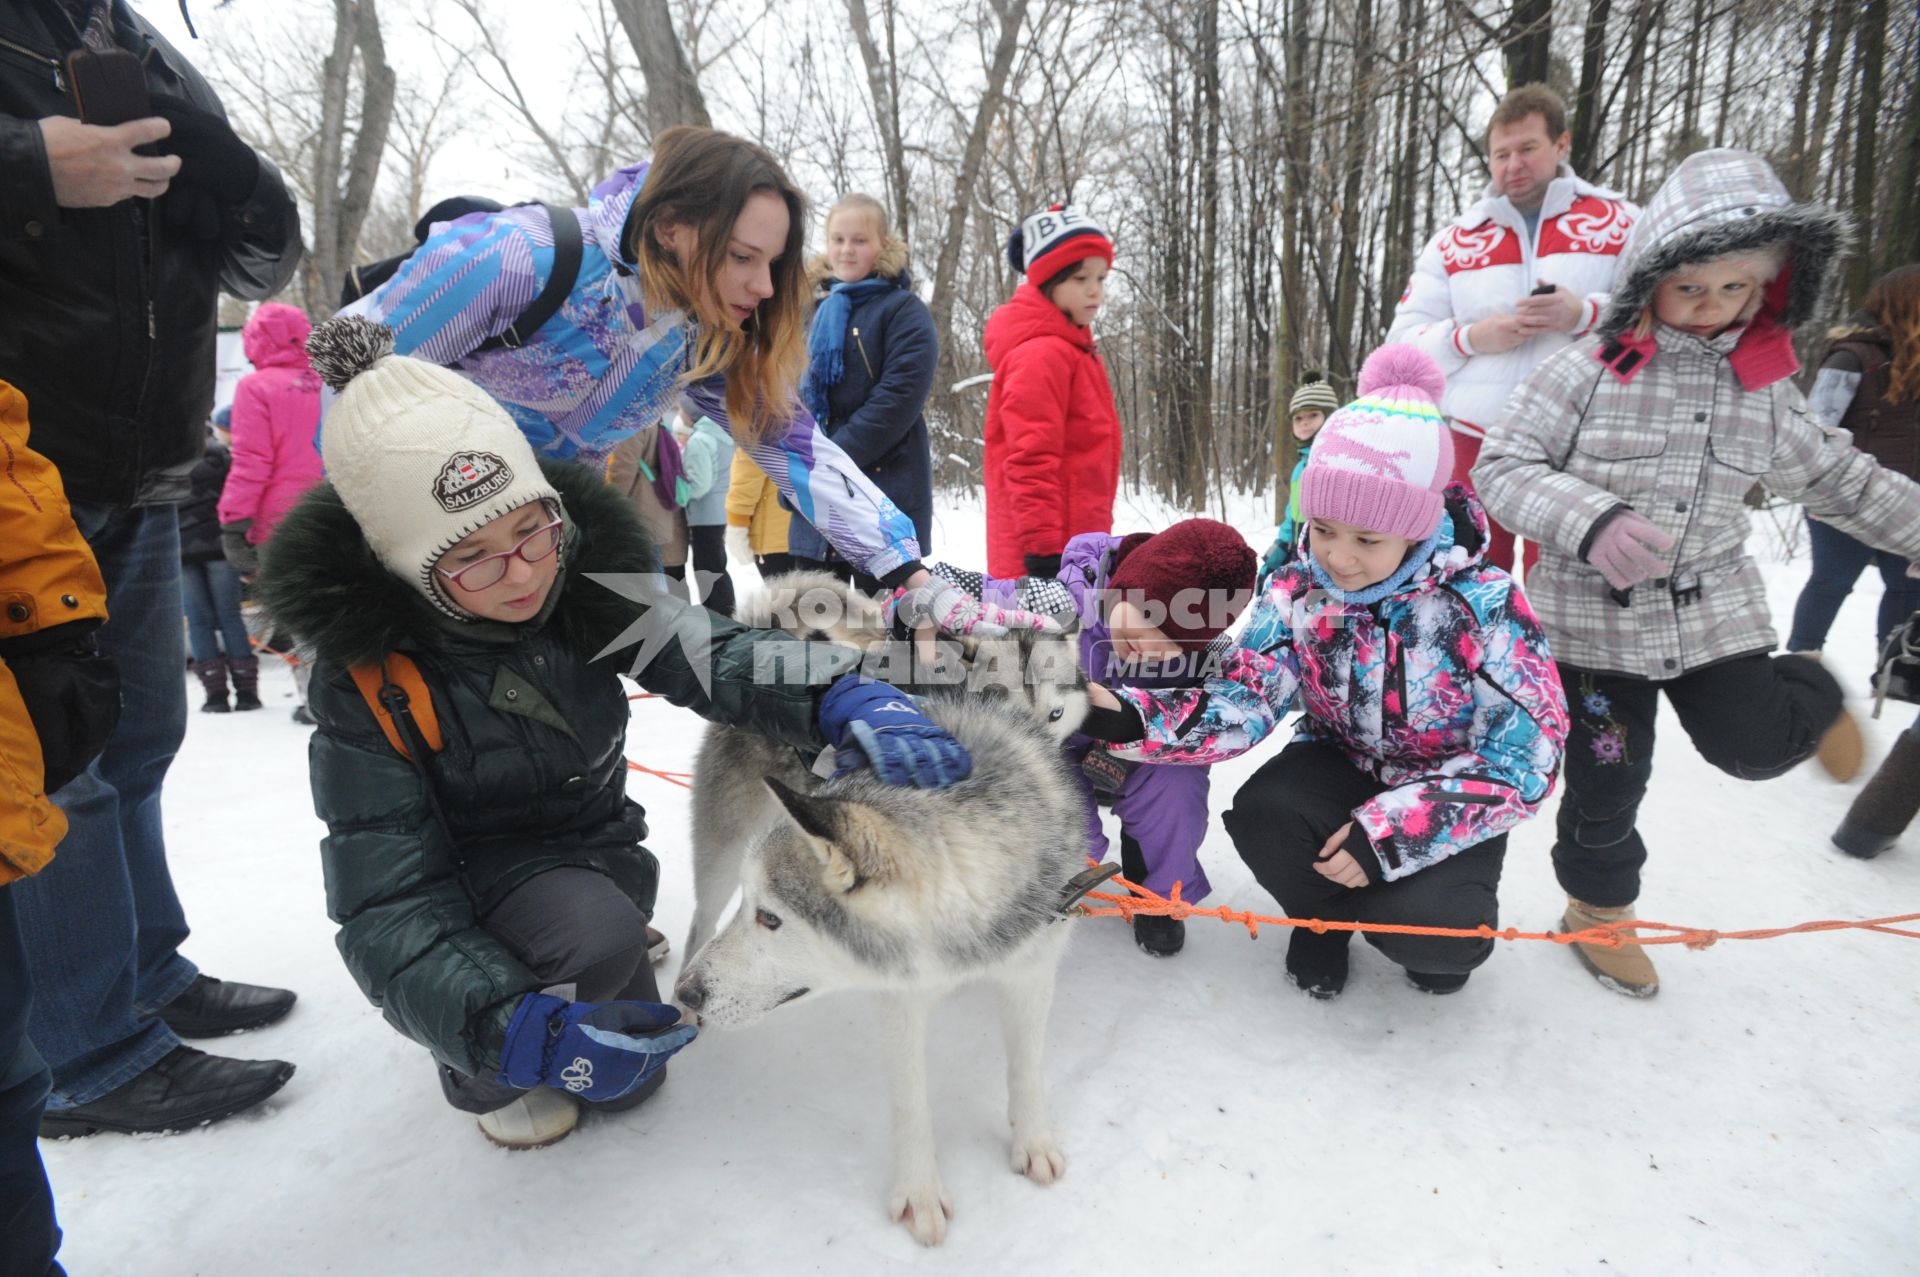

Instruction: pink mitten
[1585,508,1675,591]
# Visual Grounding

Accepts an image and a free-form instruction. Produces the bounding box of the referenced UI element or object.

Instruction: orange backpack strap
[347,653,443,760]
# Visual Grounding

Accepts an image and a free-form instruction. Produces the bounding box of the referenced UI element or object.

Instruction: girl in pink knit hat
[1084,344,1569,999]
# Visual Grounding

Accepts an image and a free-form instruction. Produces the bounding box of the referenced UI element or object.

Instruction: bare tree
[614,0,713,132]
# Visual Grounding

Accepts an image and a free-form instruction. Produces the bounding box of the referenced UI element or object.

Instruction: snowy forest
[189,0,1916,512]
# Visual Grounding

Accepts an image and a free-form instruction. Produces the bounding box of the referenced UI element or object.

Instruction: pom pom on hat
[1299,343,1453,542]
[1011,203,1114,284]
[307,314,396,392]
[1355,344,1447,402]
[308,317,560,618]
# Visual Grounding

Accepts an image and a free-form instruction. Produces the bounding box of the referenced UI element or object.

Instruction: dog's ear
[764,776,895,893]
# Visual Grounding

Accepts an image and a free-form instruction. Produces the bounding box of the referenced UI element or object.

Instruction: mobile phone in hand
[1530,283,1557,296]
[67,48,151,126]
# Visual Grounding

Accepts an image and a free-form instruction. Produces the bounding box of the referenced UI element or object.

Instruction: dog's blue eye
[1048,706,1064,721]
[755,908,782,931]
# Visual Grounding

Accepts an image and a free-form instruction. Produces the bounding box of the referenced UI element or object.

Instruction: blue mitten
[818,676,973,789]
[497,993,696,1101]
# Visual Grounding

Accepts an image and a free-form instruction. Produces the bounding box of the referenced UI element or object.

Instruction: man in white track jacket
[1386,83,1638,574]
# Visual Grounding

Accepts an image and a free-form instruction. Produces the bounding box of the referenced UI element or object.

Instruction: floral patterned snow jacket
[1104,488,1569,881]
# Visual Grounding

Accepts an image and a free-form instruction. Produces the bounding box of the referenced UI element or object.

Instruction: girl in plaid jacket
[1473,150,1920,998]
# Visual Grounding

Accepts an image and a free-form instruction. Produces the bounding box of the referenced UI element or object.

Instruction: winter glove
[149,93,260,206]
[1023,553,1063,579]
[497,993,697,1101]
[1583,507,1675,591]
[886,577,1060,639]
[725,525,754,567]
[220,520,259,576]
[0,622,121,794]
[818,676,973,788]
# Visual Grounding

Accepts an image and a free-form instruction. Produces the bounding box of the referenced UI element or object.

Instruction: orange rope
[1081,872,1920,951]
[627,758,693,788]
[247,633,301,668]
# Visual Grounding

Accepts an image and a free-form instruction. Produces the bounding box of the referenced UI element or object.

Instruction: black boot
[38,1046,294,1137]
[1406,970,1470,994]
[190,657,230,713]
[1832,728,1920,858]
[1285,927,1351,1000]
[229,655,263,711]
[157,973,298,1037]
[1118,834,1184,955]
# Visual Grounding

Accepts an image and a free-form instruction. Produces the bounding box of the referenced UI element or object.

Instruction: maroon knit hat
[1105,518,1257,646]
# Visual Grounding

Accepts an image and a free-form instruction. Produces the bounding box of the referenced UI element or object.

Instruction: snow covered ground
[39,490,1920,1275]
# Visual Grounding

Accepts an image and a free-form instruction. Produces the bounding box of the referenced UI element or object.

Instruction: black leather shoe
[38,1046,294,1137]
[158,974,297,1038]
[1132,914,1185,957]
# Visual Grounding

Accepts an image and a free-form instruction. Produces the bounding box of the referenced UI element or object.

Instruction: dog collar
[1054,863,1121,921]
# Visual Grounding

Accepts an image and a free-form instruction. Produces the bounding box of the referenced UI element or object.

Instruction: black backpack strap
[474,203,584,353]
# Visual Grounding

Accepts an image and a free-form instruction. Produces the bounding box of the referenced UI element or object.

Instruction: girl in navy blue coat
[792,195,938,590]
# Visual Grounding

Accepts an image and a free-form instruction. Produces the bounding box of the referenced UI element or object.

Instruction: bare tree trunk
[1331,0,1375,383]
[928,0,1033,430]
[1273,0,1310,523]
[1710,2,1740,148]
[1503,0,1552,89]
[306,0,395,319]
[1570,0,1613,176]
[1785,6,1821,187]
[1190,0,1222,510]
[1848,0,1886,306]
[844,0,912,236]
[613,0,712,134]
[1801,1,1856,200]
[1885,63,1920,269]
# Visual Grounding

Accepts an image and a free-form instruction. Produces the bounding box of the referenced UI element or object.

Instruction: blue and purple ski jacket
[361,163,921,581]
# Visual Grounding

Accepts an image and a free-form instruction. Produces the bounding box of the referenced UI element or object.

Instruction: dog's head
[736,571,890,648]
[943,623,1090,746]
[675,776,917,1027]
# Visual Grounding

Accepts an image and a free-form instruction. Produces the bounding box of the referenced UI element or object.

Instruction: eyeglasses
[435,516,563,592]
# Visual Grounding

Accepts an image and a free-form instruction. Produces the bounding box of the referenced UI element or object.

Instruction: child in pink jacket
[217,301,324,718]
[218,302,323,572]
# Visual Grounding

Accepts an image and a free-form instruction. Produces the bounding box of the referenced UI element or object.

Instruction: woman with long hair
[1786,263,1920,667]
[358,127,1036,635]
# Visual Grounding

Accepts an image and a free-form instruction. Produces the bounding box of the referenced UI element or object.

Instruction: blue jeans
[1787,516,1920,663]
[10,504,196,1109]
[179,557,250,664]
[1,892,64,1277]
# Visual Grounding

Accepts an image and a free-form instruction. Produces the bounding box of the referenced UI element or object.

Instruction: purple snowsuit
[981,532,1217,901]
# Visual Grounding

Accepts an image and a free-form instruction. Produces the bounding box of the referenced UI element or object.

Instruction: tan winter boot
[1814,706,1865,782]
[1561,898,1659,998]
[477,1089,578,1150]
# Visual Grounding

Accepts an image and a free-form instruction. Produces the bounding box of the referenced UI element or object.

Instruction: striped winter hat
[1300,345,1452,541]
[1006,204,1114,284]
[1288,372,1340,415]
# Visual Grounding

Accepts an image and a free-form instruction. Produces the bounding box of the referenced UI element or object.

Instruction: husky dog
[677,576,1090,1246]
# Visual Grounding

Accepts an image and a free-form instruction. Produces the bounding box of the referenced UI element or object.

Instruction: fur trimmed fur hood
[806,236,912,294]
[1598,148,1849,339]
[258,460,655,669]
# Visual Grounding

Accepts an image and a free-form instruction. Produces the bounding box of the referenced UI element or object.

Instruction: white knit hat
[307,316,560,617]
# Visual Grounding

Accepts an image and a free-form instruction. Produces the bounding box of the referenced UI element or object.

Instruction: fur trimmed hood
[258,459,656,668]
[1598,148,1850,340]
[806,237,912,294]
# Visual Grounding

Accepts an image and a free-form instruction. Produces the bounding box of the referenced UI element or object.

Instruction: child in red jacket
[982,205,1123,580]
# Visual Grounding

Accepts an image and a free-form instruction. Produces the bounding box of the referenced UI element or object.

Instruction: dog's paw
[888,1180,954,1247]
[1010,1131,1066,1185]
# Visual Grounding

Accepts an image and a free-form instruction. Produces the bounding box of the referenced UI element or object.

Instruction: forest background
[155,0,1918,520]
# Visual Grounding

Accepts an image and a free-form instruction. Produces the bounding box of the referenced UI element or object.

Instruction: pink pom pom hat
[1299,344,1454,541]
